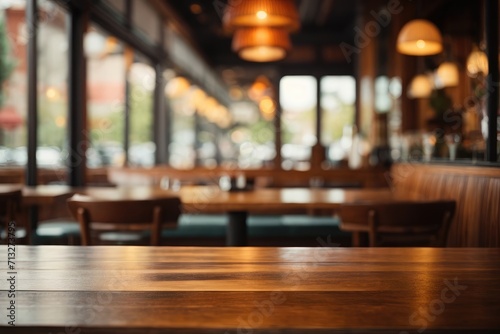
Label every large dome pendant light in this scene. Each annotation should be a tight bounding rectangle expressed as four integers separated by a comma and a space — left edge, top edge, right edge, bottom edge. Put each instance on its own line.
232, 27, 291, 62
223, 0, 300, 32
397, 19, 443, 56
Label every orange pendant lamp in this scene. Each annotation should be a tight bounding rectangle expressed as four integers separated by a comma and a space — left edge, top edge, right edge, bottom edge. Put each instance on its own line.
397, 19, 443, 56
466, 46, 488, 77
223, 0, 300, 31
232, 27, 291, 62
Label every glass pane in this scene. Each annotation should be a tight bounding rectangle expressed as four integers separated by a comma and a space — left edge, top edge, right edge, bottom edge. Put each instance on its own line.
227, 101, 275, 168
227, 122, 275, 168
280, 75, 317, 169
0, 5, 27, 169
38, 3, 69, 179
128, 53, 155, 167
197, 118, 218, 168
86, 26, 126, 168
169, 84, 196, 169
320, 76, 356, 162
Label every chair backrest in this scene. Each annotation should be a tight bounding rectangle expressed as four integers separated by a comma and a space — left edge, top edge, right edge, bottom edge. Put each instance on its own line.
338, 200, 456, 247
67, 195, 182, 246
0, 189, 22, 241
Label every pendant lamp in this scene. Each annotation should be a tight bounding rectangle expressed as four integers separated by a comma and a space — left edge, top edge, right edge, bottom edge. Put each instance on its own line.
408, 74, 433, 99
232, 27, 291, 62
223, 0, 300, 31
435, 62, 459, 88
466, 47, 488, 77
397, 19, 443, 56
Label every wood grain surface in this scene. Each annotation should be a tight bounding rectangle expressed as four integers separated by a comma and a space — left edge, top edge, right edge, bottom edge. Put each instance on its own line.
108, 166, 389, 188
81, 186, 399, 214
391, 163, 500, 247
0, 185, 73, 206
2, 184, 400, 213
0, 246, 499, 333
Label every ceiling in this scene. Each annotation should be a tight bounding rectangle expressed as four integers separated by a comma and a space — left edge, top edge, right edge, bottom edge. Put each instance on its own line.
164, 0, 481, 86
165, 0, 358, 83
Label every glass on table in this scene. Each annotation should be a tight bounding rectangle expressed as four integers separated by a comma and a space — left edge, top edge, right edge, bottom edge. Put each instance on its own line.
160, 177, 181, 191
445, 134, 461, 161
219, 175, 231, 191
171, 179, 181, 191
422, 133, 436, 162
160, 177, 170, 189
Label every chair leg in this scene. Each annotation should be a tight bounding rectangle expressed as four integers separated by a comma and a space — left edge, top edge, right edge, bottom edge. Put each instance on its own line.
368, 210, 377, 247
352, 232, 361, 247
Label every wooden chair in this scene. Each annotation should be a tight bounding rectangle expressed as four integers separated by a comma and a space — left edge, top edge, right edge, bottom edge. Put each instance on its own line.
337, 200, 456, 247
67, 195, 182, 246
0, 189, 22, 243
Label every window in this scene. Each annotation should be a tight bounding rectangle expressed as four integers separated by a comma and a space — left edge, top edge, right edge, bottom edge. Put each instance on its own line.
280, 75, 317, 169
38, 2, 69, 174
0, 4, 28, 167
168, 83, 197, 169
320, 76, 356, 161
227, 101, 275, 168
128, 54, 155, 167
86, 26, 126, 168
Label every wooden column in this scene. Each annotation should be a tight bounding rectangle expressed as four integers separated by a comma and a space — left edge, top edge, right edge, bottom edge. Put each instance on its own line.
162, 90, 172, 165
153, 63, 168, 164
123, 0, 132, 166
153, 17, 169, 165
194, 110, 202, 167
485, 0, 499, 162
389, 0, 418, 132
273, 76, 282, 169
123, 73, 131, 165
311, 75, 326, 169
26, 0, 37, 186
68, 6, 87, 186
315, 75, 321, 143
25, 0, 38, 244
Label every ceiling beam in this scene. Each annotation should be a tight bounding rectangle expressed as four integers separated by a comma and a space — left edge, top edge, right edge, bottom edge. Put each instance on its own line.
317, 0, 336, 26
209, 51, 354, 73
298, 0, 320, 24
148, 0, 210, 64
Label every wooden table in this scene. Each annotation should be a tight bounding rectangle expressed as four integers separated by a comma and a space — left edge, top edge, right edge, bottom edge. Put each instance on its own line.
21, 185, 75, 206
81, 186, 399, 246
1, 185, 406, 246
0, 184, 73, 207
0, 185, 74, 244
1, 246, 499, 333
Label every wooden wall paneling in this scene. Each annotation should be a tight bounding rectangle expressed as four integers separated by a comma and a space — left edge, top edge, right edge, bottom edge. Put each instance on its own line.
441, 174, 466, 246
355, 2, 378, 140
462, 177, 484, 246
391, 163, 500, 247
484, 179, 500, 245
